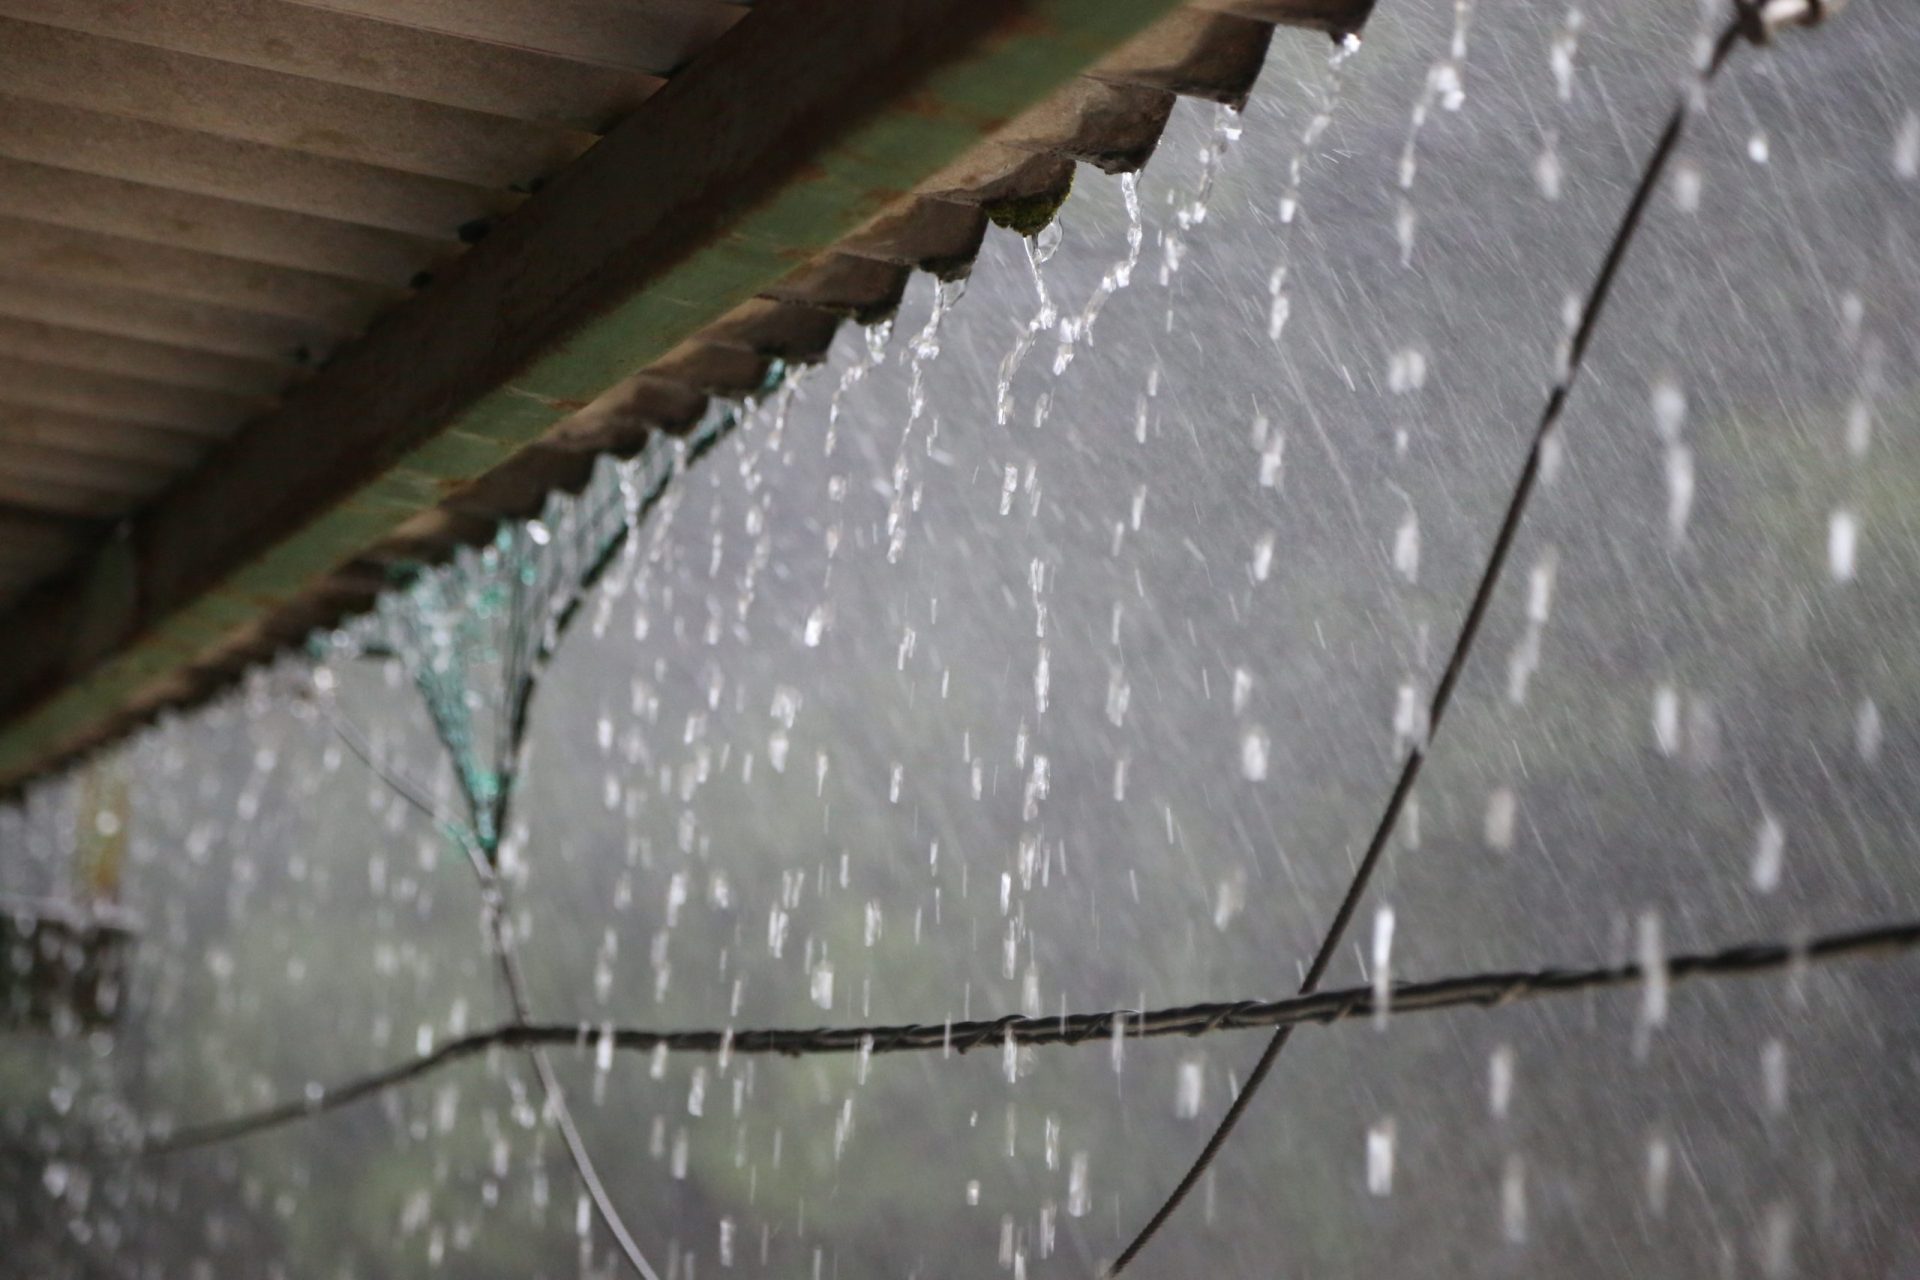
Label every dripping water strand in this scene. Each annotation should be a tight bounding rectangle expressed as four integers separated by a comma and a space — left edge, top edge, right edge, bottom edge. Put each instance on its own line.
994, 226, 1063, 426
1051, 172, 1144, 377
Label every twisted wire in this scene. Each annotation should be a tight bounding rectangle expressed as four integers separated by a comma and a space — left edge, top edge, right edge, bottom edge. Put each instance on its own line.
132, 915, 1920, 1157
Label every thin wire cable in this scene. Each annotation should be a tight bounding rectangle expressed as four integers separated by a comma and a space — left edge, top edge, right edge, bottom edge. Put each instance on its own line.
315, 698, 463, 837
133, 915, 1920, 1156
1107, 4, 1833, 1271
483, 899, 664, 1280
353, 561, 666, 1279
321, 405, 752, 1280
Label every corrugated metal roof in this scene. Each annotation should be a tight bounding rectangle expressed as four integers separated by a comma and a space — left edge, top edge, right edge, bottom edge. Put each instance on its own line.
0, 0, 738, 608
0, 0, 1369, 790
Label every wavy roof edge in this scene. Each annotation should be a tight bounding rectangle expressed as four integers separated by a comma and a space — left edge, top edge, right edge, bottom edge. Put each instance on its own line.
0, 0, 1372, 794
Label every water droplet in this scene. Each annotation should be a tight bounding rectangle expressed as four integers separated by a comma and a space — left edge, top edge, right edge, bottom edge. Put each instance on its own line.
1067, 1152, 1091, 1217
1533, 142, 1563, 201
1032, 218, 1063, 264
1666, 444, 1695, 547
1252, 533, 1276, 583
1897, 109, 1920, 179
1371, 905, 1396, 1028
1388, 348, 1427, 393
1240, 727, 1270, 781
1760, 1201, 1795, 1280
1651, 378, 1687, 442
1393, 683, 1429, 755
1367, 1118, 1396, 1195
1396, 199, 1418, 266
1213, 873, 1245, 931
1489, 1044, 1515, 1120
1673, 161, 1703, 212
1750, 813, 1785, 893
1501, 1154, 1528, 1244
1175, 1059, 1205, 1119
1856, 699, 1883, 763
1635, 910, 1667, 1059
1645, 1130, 1671, 1217
1526, 549, 1557, 623
1258, 432, 1285, 488
1483, 787, 1517, 851
1747, 131, 1770, 164
1845, 397, 1872, 459
42, 1162, 69, 1198
1828, 510, 1858, 582
1550, 11, 1581, 101
1653, 684, 1682, 757
1393, 511, 1420, 583
1761, 1038, 1789, 1116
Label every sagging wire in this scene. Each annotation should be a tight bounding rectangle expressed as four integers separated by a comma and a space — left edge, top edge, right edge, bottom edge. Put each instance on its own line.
131, 915, 1920, 1155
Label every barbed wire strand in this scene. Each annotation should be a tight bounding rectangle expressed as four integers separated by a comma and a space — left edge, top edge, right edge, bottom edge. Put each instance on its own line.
1106, 3, 1835, 1271
132, 915, 1918, 1157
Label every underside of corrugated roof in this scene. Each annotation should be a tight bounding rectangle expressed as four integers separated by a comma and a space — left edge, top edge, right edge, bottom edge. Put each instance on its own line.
0, 0, 1371, 792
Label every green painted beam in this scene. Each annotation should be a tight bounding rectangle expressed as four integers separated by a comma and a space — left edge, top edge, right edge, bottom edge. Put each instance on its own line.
0, 0, 1364, 790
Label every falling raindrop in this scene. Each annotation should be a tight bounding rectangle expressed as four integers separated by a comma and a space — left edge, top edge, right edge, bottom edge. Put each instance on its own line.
1533, 139, 1563, 201
1759, 1202, 1795, 1280
1635, 910, 1668, 1060
1484, 788, 1517, 851
1393, 511, 1421, 583
1897, 109, 1920, 178
1501, 1155, 1528, 1244
1489, 1044, 1515, 1120
1175, 1059, 1205, 1119
1371, 905, 1396, 1028
1856, 699, 1883, 762
1651, 378, 1687, 442
1666, 445, 1695, 547
1549, 9, 1582, 101
1067, 1153, 1091, 1218
1761, 1039, 1789, 1116
1394, 683, 1430, 756
1240, 727, 1270, 782
1828, 510, 1858, 582
1750, 814, 1786, 894
1673, 161, 1703, 213
1367, 1119, 1397, 1196
1646, 1131, 1672, 1217
1653, 684, 1682, 757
